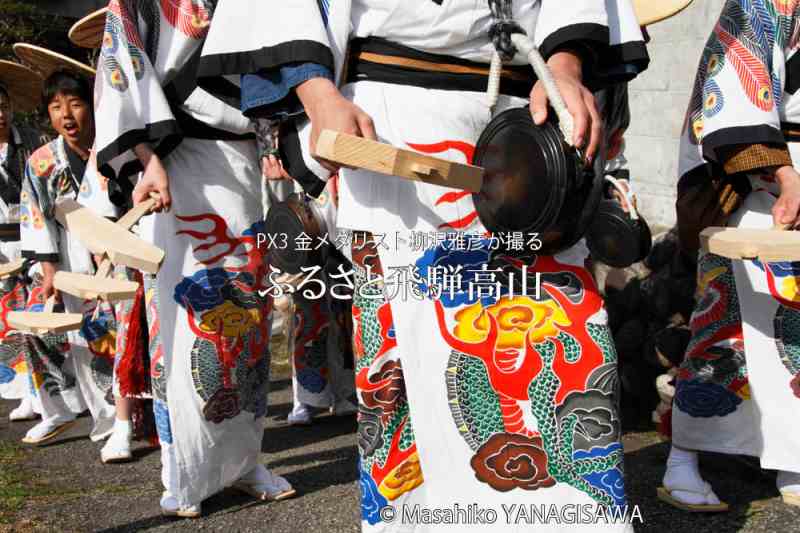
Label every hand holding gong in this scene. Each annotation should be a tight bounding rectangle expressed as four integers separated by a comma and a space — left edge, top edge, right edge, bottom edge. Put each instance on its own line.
530, 49, 602, 164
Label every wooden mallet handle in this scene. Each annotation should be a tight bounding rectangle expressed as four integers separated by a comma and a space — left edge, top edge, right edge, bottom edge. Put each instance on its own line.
43, 294, 55, 313
312, 130, 484, 192
117, 192, 161, 230
92, 192, 161, 281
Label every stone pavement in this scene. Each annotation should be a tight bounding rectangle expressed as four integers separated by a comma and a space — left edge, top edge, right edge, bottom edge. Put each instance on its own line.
2, 361, 799, 532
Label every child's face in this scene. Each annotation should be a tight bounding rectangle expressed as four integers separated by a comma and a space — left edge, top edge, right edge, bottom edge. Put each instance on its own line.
47, 91, 92, 147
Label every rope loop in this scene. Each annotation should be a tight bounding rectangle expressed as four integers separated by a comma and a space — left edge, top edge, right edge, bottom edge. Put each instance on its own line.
487, 0, 526, 61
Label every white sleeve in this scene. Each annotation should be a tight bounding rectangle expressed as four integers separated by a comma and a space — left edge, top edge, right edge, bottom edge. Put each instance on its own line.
199, 0, 335, 78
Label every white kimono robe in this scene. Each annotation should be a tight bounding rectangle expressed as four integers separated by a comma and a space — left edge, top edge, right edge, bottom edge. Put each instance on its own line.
0, 124, 46, 401
672, 2, 800, 475
19, 136, 119, 440
95, 0, 271, 508
201, 1, 647, 531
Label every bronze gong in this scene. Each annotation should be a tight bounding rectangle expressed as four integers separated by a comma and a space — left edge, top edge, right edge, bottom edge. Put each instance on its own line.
472, 107, 604, 255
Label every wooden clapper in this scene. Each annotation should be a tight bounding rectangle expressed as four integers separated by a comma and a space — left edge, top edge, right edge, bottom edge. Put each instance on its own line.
312, 129, 484, 192
7, 294, 84, 335
700, 224, 800, 262
7, 196, 164, 335
0, 258, 25, 280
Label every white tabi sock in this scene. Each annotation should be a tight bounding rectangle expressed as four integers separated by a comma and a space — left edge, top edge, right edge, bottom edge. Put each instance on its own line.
110, 418, 133, 439
663, 445, 722, 505
237, 464, 293, 495
24, 412, 76, 441
101, 418, 133, 463
777, 470, 800, 496
9, 396, 37, 421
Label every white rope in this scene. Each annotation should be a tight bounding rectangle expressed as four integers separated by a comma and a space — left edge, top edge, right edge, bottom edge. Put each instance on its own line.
604, 175, 639, 220
261, 171, 270, 222
510, 33, 574, 146
487, 50, 503, 112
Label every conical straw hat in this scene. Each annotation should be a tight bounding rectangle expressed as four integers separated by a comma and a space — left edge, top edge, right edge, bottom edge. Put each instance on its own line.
69, 8, 109, 49
13, 43, 96, 80
0, 60, 44, 112
633, 0, 694, 26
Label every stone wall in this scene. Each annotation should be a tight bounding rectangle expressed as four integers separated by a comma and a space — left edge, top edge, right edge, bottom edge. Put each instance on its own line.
627, 0, 726, 227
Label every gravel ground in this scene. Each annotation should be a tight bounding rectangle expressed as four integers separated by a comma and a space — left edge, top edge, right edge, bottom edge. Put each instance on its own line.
1, 336, 799, 532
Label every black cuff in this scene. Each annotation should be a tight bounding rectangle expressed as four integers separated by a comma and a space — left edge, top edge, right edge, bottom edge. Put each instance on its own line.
539, 23, 649, 89
21, 250, 59, 263
595, 41, 650, 87
702, 125, 787, 166
280, 119, 327, 197
198, 40, 334, 78
96, 120, 182, 182
539, 23, 609, 77
606, 168, 630, 181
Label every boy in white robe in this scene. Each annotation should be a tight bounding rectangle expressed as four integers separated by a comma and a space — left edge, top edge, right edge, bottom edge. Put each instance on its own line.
19, 70, 117, 445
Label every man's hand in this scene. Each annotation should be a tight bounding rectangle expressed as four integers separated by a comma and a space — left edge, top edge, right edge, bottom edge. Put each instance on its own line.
40, 261, 58, 301
530, 50, 603, 164
262, 155, 293, 181
773, 165, 800, 227
133, 143, 171, 212
295, 78, 377, 172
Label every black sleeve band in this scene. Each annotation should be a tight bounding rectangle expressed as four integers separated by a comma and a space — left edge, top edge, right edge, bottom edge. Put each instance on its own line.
198, 40, 334, 79
21, 250, 60, 263
539, 23, 649, 89
96, 119, 182, 182
701, 125, 787, 166
280, 119, 327, 198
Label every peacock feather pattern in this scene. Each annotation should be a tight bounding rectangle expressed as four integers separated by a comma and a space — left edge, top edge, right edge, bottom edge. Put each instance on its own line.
685, 0, 800, 144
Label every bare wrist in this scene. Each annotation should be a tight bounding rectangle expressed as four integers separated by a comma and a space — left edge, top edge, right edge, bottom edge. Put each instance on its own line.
547, 50, 583, 80
134, 143, 154, 166
41, 261, 57, 276
775, 165, 799, 187
295, 78, 339, 112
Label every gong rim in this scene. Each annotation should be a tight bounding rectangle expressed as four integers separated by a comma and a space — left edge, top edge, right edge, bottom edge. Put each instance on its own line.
547, 156, 604, 255
585, 202, 652, 268
472, 108, 569, 235
264, 193, 325, 275
472, 107, 601, 254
